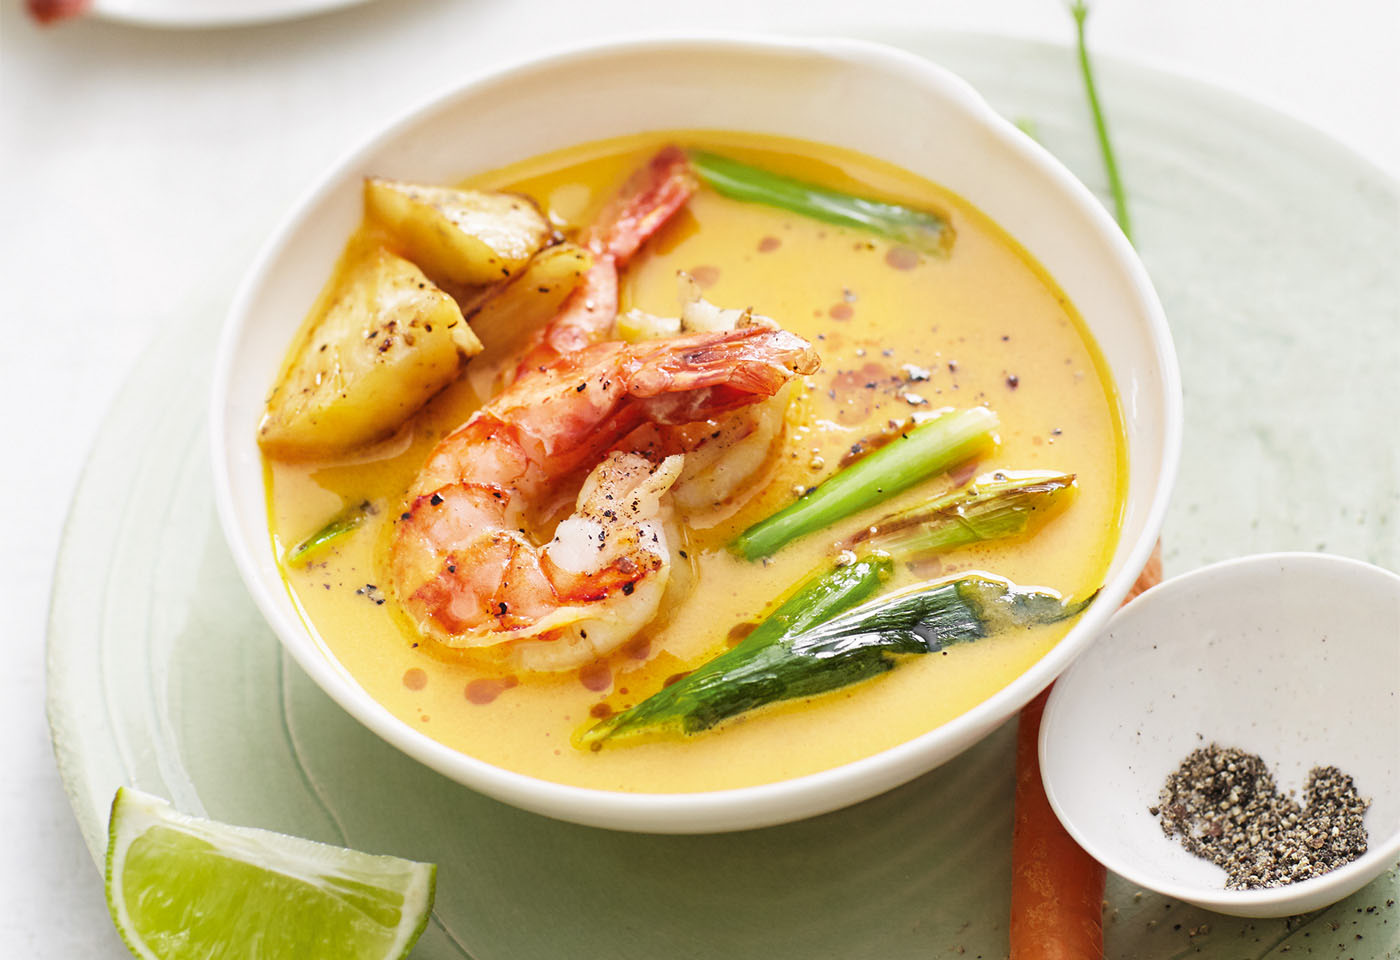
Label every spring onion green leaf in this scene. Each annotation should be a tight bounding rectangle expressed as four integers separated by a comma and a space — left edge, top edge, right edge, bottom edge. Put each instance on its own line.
577, 557, 891, 749
688, 150, 953, 255
580, 567, 1095, 747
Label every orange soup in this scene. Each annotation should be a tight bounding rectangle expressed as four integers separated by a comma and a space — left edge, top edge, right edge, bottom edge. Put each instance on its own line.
262, 131, 1125, 792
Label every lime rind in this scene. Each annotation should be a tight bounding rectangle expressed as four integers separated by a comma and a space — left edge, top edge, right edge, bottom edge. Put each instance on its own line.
106, 787, 436, 960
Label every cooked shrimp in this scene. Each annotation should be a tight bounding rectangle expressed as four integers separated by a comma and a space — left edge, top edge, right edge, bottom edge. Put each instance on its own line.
623, 379, 794, 528
507, 451, 681, 672
389, 323, 819, 670
664, 384, 793, 524
515, 145, 695, 375
621, 274, 798, 525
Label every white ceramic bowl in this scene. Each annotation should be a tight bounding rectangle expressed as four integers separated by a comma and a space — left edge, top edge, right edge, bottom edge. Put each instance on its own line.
1041, 553, 1400, 917
211, 36, 1180, 833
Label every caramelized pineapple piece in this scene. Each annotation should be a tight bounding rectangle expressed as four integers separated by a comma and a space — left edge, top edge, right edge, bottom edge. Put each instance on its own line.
259, 248, 481, 459
462, 242, 593, 398
364, 178, 552, 287
469, 243, 591, 353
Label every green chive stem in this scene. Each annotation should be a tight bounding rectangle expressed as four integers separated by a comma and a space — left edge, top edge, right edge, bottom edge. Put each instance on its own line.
1071, 1, 1133, 241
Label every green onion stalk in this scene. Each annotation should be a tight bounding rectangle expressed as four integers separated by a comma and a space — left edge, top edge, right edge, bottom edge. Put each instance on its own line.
283, 501, 372, 568
579, 559, 1095, 748
848, 470, 1076, 558
731, 407, 998, 560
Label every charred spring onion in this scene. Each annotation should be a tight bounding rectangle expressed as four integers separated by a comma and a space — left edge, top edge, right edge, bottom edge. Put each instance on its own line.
731, 406, 998, 560
283, 501, 372, 567
580, 561, 1096, 748
848, 470, 1076, 558
688, 150, 953, 255
579, 557, 889, 748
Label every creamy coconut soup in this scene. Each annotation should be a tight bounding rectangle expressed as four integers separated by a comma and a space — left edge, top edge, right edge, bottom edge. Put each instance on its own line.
260, 131, 1125, 792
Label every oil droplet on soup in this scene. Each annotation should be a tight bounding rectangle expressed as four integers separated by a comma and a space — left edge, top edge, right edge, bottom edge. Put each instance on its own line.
265, 130, 1126, 793
465, 676, 518, 705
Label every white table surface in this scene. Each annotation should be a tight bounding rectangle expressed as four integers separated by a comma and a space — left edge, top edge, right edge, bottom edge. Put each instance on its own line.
3, 0, 1396, 954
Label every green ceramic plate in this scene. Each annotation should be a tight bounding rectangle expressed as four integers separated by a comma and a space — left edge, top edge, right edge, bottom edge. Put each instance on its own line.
48, 33, 1400, 959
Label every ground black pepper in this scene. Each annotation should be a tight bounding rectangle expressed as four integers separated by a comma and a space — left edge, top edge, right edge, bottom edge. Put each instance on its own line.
1152, 744, 1370, 889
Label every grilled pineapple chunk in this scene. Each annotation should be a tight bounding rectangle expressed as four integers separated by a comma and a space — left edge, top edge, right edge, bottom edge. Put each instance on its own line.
468, 243, 592, 355
364, 178, 552, 287
465, 242, 592, 397
259, 247, 481, 459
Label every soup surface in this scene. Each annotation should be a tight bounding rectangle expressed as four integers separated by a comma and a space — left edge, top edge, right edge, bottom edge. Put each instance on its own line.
265, 131, 1126, 792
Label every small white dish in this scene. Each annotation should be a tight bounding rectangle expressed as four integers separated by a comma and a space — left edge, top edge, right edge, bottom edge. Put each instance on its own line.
211, 35, 1180, 833
1041, 552, 1400, 917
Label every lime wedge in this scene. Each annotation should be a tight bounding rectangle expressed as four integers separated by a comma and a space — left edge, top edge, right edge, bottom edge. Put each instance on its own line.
105, 788, 436, 960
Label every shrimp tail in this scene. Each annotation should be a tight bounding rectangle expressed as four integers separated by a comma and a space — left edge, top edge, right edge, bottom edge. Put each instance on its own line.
525, 258, 620, 366
517, 146, 698, 376
585, 145, 698, 264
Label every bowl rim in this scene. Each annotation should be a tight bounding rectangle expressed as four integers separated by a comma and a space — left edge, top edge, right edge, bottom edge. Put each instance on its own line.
1039, 550, 1400, 911
210, 32, 1182, 832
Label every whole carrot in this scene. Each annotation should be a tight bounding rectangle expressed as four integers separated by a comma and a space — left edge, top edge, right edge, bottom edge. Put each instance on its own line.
1010, 4, 1149, 953
1009, 544, 1161, 959
1124, 543, 1163, 603
1010, 688, 1106, 959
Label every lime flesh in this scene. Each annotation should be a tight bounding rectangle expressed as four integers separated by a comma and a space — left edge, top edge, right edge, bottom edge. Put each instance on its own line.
106, 788, 436, 960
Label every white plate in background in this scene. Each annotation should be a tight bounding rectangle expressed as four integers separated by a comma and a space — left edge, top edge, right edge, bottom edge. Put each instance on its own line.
84, 0, 374, 28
